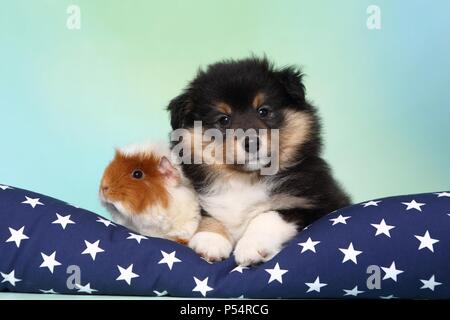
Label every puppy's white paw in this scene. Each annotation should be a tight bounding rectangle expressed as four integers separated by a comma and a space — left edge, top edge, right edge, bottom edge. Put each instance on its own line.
188, 231, 233, 262
233, 211, 297, 266
233, 236, 281, 266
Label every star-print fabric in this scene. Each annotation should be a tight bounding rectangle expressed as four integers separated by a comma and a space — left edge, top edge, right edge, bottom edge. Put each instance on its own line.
1, 184, 449, 299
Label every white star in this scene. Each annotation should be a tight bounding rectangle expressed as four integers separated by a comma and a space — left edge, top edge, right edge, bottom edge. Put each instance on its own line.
21, 196, 44, 208
158, 250, 181, 270
380, 294, 397, 299
192, 277, 213, 297
39, 251, 62, 273
0, 184, 13, 190
116, 264, 139, 285
420, 275, 442, 291
371, 219, 395, 237
52, 213, 75, 230
231, 265, 249, 273
6, 226, 29, 248
414, 230, 439, 252
402, 199, 426, 212
76, 282, 98, 294
153, 290, 168, 297
339, 242, 363, 264
265, 263, 288, 284
127, 232, 148, 244
343, 285, 364, 296
305, 276, 327, 293
1, 270, 21, 286
298, 237, 321, 253
82, 240, 105, 261
39, 289, 57, 294
362, 200, 381, 207
329, 214, 351, 225
381, 261, 404, 282
96, 217, 116, 227
435, 192, 450, 198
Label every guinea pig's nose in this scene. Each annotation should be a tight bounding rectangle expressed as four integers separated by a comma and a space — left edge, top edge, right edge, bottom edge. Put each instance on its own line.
101, 185, 109, 194
243, 136, 260, 153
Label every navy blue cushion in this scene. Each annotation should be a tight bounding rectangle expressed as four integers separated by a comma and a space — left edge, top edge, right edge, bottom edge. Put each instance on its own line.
1, 184, 449, 298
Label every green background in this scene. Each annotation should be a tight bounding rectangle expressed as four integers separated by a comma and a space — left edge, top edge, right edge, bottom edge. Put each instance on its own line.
1, 0, 449, 219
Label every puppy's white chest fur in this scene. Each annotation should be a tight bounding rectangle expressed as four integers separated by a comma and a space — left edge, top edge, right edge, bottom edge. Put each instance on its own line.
199, 178, 270, 240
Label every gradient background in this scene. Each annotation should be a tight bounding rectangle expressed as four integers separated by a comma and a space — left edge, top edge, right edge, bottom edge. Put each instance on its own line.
1, 0, 449, 219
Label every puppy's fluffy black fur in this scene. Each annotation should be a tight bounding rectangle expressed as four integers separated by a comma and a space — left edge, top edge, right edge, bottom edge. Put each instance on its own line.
168, 57, 350, 230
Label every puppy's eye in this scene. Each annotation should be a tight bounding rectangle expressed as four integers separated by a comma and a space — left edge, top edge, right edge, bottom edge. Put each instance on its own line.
217, 115, 231, 127
132, 170, 144, 179
257, 106, 271, 118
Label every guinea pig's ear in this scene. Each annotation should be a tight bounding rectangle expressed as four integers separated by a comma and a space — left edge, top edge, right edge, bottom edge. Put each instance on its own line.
274, 66, 306, 105
158, 156, 181, 186
167, 92, 192, 130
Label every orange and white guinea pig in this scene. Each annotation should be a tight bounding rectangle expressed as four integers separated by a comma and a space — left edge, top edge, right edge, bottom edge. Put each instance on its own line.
99, 142, 201, 244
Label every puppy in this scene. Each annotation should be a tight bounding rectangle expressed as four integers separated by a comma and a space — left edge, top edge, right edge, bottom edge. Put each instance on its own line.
167, 57, 351, 266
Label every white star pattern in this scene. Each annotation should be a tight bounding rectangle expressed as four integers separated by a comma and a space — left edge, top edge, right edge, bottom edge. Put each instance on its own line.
153, 290, 168, 297
76, 282, 98, 294
298, 237, 320, 253
158, 250, 181, 270
21, 196, 44, 208
339, 242, 363, 264
52, 213, 75, 230
402, 199, 426, 212
362, 200, 381, 207
81, 240, 105, 261
39, 251, 62, 273
414, 230, 439, 252
343, 285, 364, 296
371, 219, 395, 237
265, 263, 288, 284
381, 261, 404, 282
1, 270, 21, 286
305, 276, 327, 293
116, 264, 139, 285
96, 217, 115, 227
192, 277, 213, 297
231, 265, 249, 273
127, 232, 148, 244
329, 214, 351, 225
420, 275, 442, 291
1, 185, 449, 299
435, 192, 450, 198
6, 226, 29, 248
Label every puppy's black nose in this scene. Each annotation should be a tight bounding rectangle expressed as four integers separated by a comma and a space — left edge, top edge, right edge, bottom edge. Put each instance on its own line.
243, 136, 260, 153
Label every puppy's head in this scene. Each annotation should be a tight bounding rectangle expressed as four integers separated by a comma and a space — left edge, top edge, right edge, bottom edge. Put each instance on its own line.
168, 57, 321, 174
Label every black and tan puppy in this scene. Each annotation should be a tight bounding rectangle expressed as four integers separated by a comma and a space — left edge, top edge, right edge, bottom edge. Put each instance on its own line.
167, 57, 350, 266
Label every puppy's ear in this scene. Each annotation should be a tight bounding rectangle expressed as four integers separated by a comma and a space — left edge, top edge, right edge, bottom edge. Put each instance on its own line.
167, 92, 191, 130
275, 67, 306, 105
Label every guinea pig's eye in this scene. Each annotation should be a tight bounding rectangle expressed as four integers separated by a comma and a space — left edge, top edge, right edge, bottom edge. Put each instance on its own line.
132, 170, 144, 179
257, 106, 271, 118
217, 115, 231, 127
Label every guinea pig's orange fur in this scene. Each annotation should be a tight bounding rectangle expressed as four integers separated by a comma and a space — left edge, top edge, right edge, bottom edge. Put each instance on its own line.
100, 151, 169, 214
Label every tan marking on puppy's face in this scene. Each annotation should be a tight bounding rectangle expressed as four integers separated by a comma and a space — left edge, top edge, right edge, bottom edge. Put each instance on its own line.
215, 102, 232, 115
252, 92, 266, 109
279, 109, 313, 169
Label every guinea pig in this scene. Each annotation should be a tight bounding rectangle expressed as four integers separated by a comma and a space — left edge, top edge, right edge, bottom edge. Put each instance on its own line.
99, 142, 201, 244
